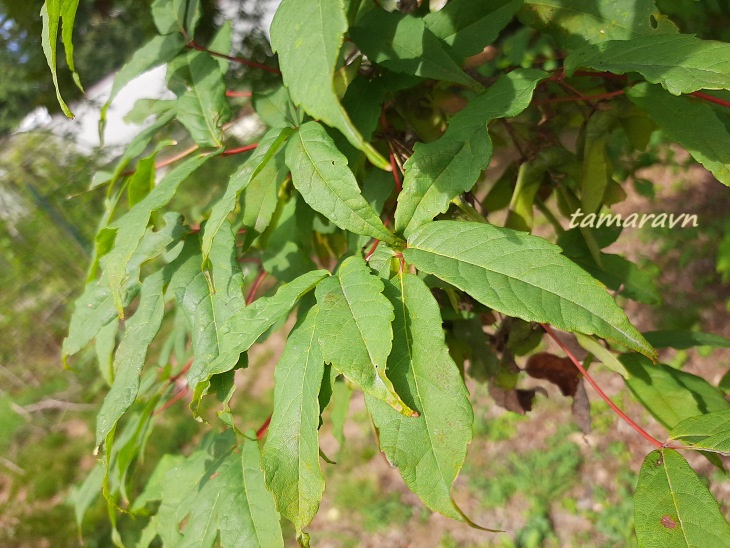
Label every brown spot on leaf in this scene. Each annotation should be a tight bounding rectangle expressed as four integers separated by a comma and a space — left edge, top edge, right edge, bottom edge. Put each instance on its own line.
525, 352, 580, 397
661, 515, 677, 529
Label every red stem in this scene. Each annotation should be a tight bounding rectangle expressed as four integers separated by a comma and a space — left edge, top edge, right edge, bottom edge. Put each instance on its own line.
364, 240, 381, 261
226, 90, 252, 98
541, 324, 663, 449
256, 414, 272, 439
690, 91, 730, 109
222, 143, 258, 156
187, 40, 281, 74
246, 270, 268, 305
154, 384, 190, 415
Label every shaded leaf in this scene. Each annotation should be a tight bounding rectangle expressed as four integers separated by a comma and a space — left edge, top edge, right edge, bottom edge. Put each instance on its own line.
423, 0, 521, 61
261, 305, 325, 542
404, 221, 655, 359
520, 0, 677, 49
96, 271, 166, 447
104, 152, 214, 316
366, 274, 483, 524
241, 148, 289, 248
669, 409, 730, 454
628, 83, 730, 187
574, 332, 629, 378
151, 0, 200, 37
395, 69, 546, 237
566, 35, 730, 95
176, 52, 231, 148
351, 10, 482, 90
270, 0, 388, 168
315, 256, 415, 416
622, 354, 730, 430
286, 122, 401, 246
643, 330, 730, 350
202, 127, 294, 262
635, 449, 730, 546
262, 195, 317, 283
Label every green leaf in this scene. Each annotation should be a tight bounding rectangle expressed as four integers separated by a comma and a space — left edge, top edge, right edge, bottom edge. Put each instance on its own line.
95, 318, 119, 386
252, 84, 302, 129
286, 122, 402, 246
622, 354, 730, 430
41, 0, 81, 118
404, 221, 655, 359
176, 52, 231, 148
208, 20, 233, 74
151, 0, 200, 37
63, 213, 188, 363
96, 271, 166, 447
127, 142, 175, 208
240, 148, 289, 247
69, 462, 104, 532
366, 274, 484, 525
104, 152, 213, 316
270, 0, 388, 169
350, 10, 482, 90
627, 83, 730, 187
202, 127, 294, 262
262, 195, 317, 283
124, 98, 177, 125
198, 270, 330, 389
574, 333, 629, 378
101, 33, 186, 130
519, 0, 678, 49
581, 108, 616, 214
423, 0, 521, 61
565, 35, 730, 95
261, 305, 325, 542
315, 256, 416, 417
643, 330, 730, 350
394, 69, 546, 237
669, 409, 730, 454
179, 435, 284, 547
139, 432, 284, 547
167, 226, 247, 413
634, 449, 730, 547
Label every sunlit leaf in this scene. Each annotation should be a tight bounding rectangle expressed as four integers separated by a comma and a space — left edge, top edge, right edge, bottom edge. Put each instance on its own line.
404, 221, 655, 358
261, 304, 325, 543
316, 256, 416, 416
635, 449, 730, 546
270, 0, 388, 168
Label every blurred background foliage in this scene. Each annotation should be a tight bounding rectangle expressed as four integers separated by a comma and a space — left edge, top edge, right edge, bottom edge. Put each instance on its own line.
1, 0, 729, 546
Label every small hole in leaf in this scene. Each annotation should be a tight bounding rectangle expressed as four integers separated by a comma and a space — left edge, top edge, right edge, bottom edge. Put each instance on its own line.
650, 15, 658, 29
